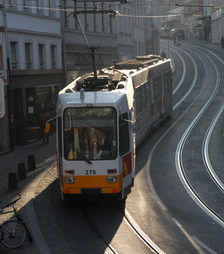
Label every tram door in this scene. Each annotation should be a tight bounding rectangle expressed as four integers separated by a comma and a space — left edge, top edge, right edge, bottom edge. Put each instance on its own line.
119, 112, 133, 194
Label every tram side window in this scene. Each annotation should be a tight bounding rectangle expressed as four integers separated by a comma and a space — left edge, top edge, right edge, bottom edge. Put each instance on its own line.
153, 76, 162, 101
163, 72, 172, 94
146, 81, 151, 106
141, 84, 147, 109
135, 87, 142, 116
119, 113, 130, 156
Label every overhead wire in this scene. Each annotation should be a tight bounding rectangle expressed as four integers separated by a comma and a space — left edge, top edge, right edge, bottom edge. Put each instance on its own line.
3, 2, 220, 18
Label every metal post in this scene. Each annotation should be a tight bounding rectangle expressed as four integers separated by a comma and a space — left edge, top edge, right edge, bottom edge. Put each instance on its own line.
90, 48, 98, 80
74, 10, 116, 81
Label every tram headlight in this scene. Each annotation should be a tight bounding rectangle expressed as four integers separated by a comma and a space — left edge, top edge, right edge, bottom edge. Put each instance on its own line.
64, 176, 75, 184
107, 176, 117, 183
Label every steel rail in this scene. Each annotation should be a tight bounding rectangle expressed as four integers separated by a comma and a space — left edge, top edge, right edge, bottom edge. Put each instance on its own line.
124, 209, 166, 254
160, 42, 186, 95
146, 45, 199, 210
121, 44, 198, 254
82, 204, 164, 254
191, 45, 224, 193
175, 47, 224, 227
81, 206, 119, 254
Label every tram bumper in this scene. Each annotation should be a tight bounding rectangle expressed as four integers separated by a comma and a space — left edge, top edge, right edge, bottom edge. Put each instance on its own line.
62, 174, 122, 195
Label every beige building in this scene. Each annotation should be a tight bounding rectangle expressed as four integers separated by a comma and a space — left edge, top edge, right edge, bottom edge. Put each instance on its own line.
62, 0, 159, 84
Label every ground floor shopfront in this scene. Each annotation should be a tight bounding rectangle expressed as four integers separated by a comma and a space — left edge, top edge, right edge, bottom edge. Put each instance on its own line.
9, 69, 64, 147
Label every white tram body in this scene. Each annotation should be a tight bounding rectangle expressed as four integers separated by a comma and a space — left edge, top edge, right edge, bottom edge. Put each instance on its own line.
56, 55, 172, 201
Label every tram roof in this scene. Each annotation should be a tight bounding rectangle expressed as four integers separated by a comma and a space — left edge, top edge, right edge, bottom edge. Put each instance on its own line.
58, 91, 125, 108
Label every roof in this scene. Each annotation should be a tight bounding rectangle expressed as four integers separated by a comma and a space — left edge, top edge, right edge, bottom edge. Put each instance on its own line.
58, 91, 125, 108
114, 55, 163, 69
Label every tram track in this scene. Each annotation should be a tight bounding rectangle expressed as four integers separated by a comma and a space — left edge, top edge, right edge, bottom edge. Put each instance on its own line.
192, 45, 224, 192
81, 202, 166, 254
147, 43, 199, 210
31, 164, 165, 254
175, 55, 223, 224
160, 43, 186, 94
80, 43, 224, 253
175, 44, 224, 228
109, 43, 201, 253
148, 42, 224, 252
123, 209, 165, 254
144, 42, 224, 253
81, 205, 119, 254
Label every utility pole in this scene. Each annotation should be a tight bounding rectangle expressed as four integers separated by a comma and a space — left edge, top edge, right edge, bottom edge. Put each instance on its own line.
73, 0, 126, 81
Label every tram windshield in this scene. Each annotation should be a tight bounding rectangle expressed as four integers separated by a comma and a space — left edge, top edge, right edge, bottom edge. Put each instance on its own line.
63, 107, 117, 161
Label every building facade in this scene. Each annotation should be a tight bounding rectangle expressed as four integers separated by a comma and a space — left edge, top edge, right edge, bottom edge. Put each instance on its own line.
62, 0, 118, 84
0, 0, 159, 152
62, 0, 157, 83
210, 0, 224, 43
0, 0, 64, 150
0, 2, 9, 153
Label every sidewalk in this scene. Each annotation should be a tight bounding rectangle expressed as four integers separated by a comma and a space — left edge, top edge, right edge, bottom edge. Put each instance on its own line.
0, 134, 56, 254
0, 134, 56, 201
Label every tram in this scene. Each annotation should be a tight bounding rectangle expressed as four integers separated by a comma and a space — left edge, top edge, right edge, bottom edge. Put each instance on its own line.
56, 55, 172, 202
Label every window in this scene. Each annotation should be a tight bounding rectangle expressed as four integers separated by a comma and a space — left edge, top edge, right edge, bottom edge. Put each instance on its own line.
146, 81, 151, 106
101, 3, 105, 32
93, 2, 97, 32
37, 0, 44, 14
74, 1, 79, 30
0, 45, 3, 70
141, 85, 147, 109
153, 76, 162, 101
8, 0, 16, 9
135, 87, 142, 115
109, 4, 113, 33
38, 44, 45, 69
23, 0, 30, 12
49, 0, 55, 17
10, 41, 18, 70
25, 43, 32, 69
119, 113, 130, 156
152, 76, 162, 114
63, 0, 68, 28
50, 45, 56, 69
63, 107, 117, 160
163, 72, 172, 94
84, 2, 88, 31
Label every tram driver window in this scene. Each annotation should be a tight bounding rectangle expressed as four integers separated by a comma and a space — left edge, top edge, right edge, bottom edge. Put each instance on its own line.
119, 113, 130, 156
63, 107, 117, 160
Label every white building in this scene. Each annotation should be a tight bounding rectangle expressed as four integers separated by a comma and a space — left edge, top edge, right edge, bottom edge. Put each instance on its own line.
116, 3, 134, 61
210, 0, 224, 43
117, 0, 158, 60
0, 0, 64, 149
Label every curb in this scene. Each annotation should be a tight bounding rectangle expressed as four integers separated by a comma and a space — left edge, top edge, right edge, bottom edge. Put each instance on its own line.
24, 165, 56, 254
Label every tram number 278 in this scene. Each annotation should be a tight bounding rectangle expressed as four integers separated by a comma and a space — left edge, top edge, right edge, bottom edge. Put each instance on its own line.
85, 170, 96, 175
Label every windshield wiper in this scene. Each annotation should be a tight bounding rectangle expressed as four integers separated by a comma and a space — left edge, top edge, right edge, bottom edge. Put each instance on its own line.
84, 157, 93, 164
